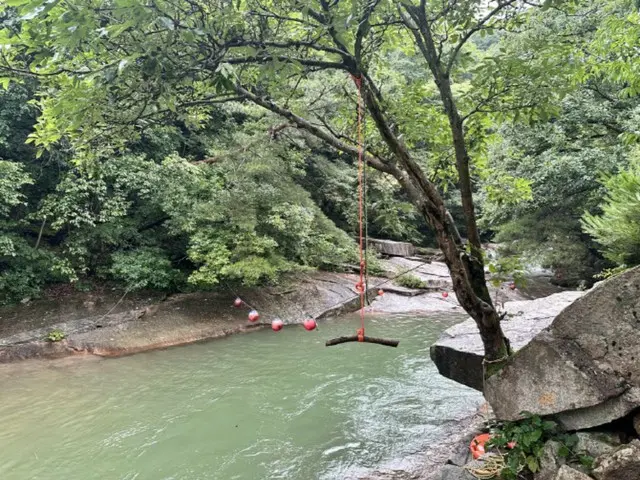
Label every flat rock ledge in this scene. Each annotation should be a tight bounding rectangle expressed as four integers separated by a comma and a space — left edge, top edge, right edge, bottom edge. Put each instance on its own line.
0, 271, 385, 363
430, 291, 585, 391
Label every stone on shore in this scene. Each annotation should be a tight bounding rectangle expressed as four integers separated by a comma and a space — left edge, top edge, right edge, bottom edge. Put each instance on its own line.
368, 238, 416, 257
484, 266, 640, 430
430, 291, 584, 391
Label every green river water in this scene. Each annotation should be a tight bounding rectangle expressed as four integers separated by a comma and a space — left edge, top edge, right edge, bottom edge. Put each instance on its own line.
0, 313, 482, 480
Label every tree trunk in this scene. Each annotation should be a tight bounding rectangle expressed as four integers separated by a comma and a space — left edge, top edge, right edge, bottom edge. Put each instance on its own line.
357, 83, 510, 366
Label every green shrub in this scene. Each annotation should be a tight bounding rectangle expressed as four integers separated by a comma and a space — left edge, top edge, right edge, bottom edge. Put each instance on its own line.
108, 247, 181, 291
488, 415, 592, 479
394, 272, 427, 289
46, 330, 65, 342
582, 160, 640, 267
486, 253, 527, 288
0, 235, 76, 305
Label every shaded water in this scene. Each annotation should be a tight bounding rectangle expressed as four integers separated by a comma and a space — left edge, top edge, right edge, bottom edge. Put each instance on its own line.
0, 313, 482, 480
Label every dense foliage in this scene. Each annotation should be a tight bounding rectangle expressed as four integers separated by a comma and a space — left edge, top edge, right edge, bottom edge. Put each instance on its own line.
0, 0, 638, 307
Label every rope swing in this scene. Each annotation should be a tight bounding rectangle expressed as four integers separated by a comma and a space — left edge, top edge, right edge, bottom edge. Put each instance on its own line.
326, 74, 399, 348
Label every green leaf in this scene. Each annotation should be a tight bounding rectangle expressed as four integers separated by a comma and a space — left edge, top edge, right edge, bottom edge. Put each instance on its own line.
558, 444, 570, 458
158, 17, 175, 30
529, 429, 542, 443
526, 456, 539, 473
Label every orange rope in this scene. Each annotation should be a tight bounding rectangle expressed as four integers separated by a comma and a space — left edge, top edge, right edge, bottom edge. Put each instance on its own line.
353, 74, 365, 341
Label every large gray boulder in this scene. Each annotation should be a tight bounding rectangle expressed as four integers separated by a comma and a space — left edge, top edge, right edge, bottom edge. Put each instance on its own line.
592, 439, 640, 480
485, 266, 640, 430
431, 291, 584, 390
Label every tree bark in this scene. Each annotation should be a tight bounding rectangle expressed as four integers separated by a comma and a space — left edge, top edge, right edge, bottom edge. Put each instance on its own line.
357, 83, 510, 364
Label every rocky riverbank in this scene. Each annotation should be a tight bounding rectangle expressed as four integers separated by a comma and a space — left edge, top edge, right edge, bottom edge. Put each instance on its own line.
1, 258, 494, 363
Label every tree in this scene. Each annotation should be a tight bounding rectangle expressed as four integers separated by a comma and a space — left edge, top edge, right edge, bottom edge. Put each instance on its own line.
1, 0, 580, 364
582, 155, 640, 267
480, 0, 640, 285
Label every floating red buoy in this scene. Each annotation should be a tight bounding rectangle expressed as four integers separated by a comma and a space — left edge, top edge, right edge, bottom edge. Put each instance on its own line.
233, 297, 243, 308
442, 291, 449, 298
248, 310, 260, 322
470, 433, 491, 459
378, 289, 384, 296
509, 282, 516, 290
303, 318, 317, 331
271, 319, 284, 332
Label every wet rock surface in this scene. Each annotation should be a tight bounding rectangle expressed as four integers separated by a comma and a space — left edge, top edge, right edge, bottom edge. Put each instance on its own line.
485, 266, 640, 430
0, 271, 380, 362
1, 258, 482, 363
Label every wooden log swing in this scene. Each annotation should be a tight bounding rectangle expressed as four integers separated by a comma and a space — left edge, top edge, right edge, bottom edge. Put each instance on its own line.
325, 74, 399, 349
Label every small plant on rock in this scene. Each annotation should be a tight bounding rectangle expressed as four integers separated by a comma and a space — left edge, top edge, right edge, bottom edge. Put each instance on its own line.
46, 330, 66, 342
394, 272, 427, 289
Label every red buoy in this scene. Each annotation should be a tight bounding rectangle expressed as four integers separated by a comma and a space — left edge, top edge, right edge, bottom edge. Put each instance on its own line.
303, 318, 317, 331
378, 289, 384, 296
233, 297, 243, 308
509, 282, 516, 290
248, 310, 260, 322
442, 291, 449, 298
271, 319, 284, 332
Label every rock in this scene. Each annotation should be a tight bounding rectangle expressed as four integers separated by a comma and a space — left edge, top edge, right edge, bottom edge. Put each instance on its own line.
536, 440, 566, 480
554, 465, 594, 480
556, 390, 640, 431
433, 464, 475, 480
575, 432, 623, 458
369, 238, 416, 257
633, 411, 640, 437
485, 266, 640, 430
592, 439, 640, 480
430, 291, 584, 390
445, 434, 473, 467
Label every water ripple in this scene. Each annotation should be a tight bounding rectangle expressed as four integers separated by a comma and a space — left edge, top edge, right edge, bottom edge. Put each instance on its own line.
0, 313, 482, 480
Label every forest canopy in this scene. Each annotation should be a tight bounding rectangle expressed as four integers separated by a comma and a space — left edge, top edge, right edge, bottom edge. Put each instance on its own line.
0, 0, 639, 306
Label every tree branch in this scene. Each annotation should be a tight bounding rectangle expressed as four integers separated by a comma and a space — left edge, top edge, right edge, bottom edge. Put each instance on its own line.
225, 55, 345, 70
233, 83, 396, 175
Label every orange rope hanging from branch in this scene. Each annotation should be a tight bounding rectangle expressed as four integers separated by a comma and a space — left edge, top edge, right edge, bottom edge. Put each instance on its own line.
325, 74, 399, 348
354, 74, 366, 342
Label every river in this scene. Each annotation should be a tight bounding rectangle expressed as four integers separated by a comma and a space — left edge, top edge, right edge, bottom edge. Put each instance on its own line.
0, 313, 482, 480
